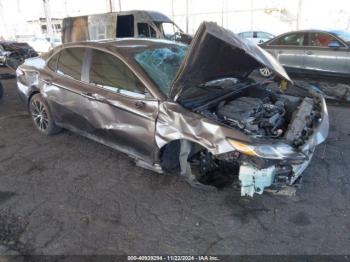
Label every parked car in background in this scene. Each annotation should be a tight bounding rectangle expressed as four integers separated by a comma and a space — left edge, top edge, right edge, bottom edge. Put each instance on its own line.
61, 10, 192, 44
0, 41, 37, 67
238, 31, 275, 44
258, 29, 350, 78
15, 22, 328, 196
27, 36, 62, 53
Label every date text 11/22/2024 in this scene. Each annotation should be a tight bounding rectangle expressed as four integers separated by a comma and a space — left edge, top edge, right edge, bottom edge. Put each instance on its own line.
127, 255, 220, 261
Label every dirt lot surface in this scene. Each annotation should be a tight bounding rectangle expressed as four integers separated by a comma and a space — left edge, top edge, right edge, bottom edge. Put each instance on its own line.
0, 67, 350, 255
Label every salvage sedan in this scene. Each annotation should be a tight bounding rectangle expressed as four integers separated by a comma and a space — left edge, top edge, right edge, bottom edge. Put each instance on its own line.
16, 22, 329, 196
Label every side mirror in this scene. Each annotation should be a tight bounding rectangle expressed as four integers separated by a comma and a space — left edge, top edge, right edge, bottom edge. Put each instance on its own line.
328, 40, 341, 49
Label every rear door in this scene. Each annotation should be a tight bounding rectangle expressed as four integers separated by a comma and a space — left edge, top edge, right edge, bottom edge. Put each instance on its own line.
43, 47, 95, 132
265, 32, 307, 70
304, 32, 349, 74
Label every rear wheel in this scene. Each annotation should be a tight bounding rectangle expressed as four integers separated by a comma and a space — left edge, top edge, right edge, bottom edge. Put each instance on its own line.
29, 94, 61, 135
259, 67, 273, 78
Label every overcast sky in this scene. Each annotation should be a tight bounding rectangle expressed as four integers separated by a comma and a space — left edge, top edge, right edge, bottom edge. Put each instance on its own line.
0, 0, 349, 38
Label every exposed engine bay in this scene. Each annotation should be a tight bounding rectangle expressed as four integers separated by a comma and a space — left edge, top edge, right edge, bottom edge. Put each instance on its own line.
182, 81, 323, 148
172, 80, 326, 196
217, 96, 286, 138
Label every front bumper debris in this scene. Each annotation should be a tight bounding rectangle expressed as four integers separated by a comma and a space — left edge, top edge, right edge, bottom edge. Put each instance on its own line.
238, 96, 328, 197
239, 154, 312, 197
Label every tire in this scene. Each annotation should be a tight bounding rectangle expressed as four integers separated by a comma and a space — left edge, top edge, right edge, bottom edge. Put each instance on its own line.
259, 67, 273, 78
29, 94, 61, 135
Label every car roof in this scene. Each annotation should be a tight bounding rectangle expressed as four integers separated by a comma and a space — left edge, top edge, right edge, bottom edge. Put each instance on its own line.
61, 38, 184, 49
54, 38, 187, 58
273, 29, 350, 42
276, 29, 343, 35
280, 29, 326, 34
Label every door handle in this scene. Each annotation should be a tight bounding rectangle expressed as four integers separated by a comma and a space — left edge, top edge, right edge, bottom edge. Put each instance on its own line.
81, 92, 95, 99
81, 92, 107, 102
306, 50, 313, 55
42, 77, 52, 85
135, 101, 145, 109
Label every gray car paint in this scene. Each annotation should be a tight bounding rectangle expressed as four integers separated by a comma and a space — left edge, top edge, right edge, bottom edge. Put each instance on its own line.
260, 29, 350, 76
16, 23, 329, 194
16, 37, 253, 165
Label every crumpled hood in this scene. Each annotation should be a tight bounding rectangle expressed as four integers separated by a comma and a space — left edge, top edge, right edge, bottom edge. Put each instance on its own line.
170, 22, 292, 100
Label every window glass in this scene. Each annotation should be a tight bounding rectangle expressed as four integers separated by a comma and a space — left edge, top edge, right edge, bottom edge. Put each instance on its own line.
308, 33, 343, 47
245, 32, 253, 38
239, 32, 253, 38
271, 33, 305, 46
258, 32, 274, 39
138, 23, 150, 37
90, 49, 145, 96
150, 26, 157, 38
162, 22, 176, 38
134, 45, 188, 96
47, 53, 59, 71
57, 48, 85, 80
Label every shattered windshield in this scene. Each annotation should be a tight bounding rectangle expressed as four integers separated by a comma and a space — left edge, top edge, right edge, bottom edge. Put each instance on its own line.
134, 45, 188, 96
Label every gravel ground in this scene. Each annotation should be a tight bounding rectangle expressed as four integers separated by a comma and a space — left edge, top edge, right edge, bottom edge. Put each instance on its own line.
0, 67, 349, 255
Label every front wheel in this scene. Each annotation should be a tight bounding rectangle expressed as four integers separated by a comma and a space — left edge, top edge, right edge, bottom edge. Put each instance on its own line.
259, 67, 273, 78
29, 94, 61, 135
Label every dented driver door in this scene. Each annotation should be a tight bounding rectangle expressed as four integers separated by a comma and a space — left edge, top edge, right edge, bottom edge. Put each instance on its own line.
78, 48, 159, 163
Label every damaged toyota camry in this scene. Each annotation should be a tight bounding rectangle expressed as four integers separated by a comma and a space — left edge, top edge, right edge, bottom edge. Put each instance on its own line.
16, 22, 329, 196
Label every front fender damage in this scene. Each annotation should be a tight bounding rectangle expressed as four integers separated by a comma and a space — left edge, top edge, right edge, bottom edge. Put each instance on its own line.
155, 101, 248, 155
155, 99, 327, 197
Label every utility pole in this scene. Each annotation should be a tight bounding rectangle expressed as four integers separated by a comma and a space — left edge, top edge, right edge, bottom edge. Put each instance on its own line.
64, 0, 68, 16
171, 0, 174, 21
0, 0, 8, 40
221, 0, 224, 27
186, 0, 189, 33
108, 0, 113, 12
43, 0, 53, 39
250, 0, 254, 30
296, 0, 303, 30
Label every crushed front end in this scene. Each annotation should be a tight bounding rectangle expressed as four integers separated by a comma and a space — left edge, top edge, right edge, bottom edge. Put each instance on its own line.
175, 80, 329, 196
235, 92, 328, 196
158, 22, 329, 196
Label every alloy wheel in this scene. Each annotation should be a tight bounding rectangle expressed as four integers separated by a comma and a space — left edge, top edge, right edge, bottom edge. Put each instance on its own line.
31, 100, 49, 131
